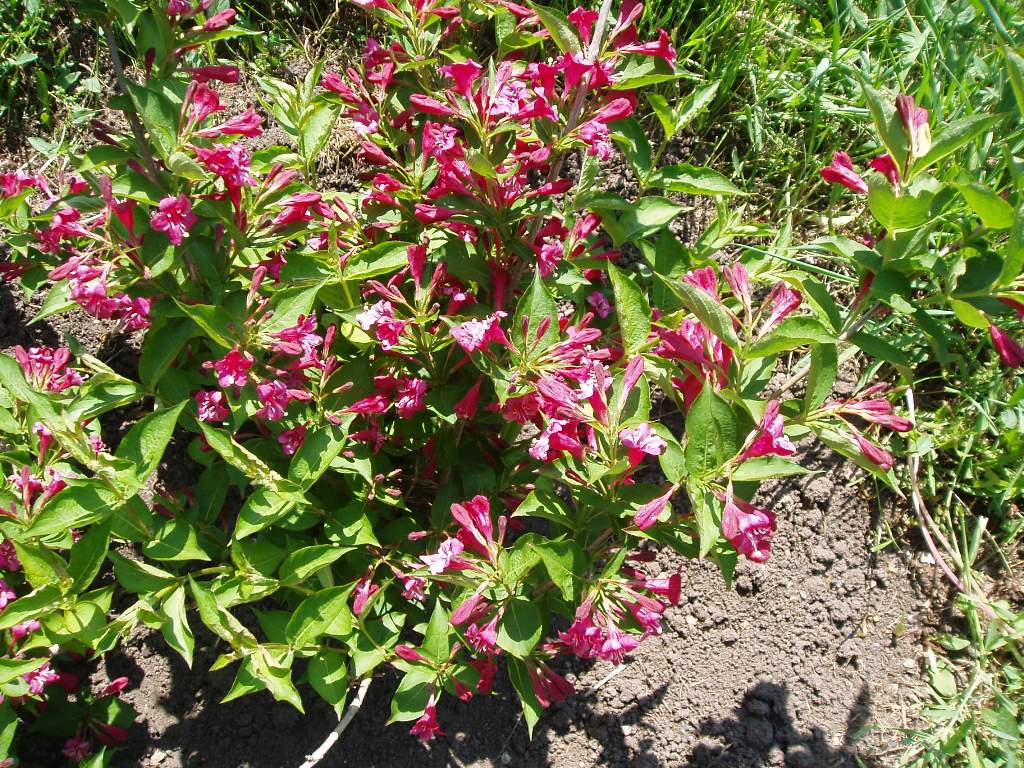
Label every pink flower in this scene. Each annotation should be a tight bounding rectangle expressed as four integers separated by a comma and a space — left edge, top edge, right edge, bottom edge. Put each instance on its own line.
395, 378, 427, 418
820, 151, 867, 194
256, 380, 290, 421
401, 575, 426, 602
277, 425, 307, 455
529, 663, 575, 708
990, 325, 1024, 368
579, 120, 612, 160
195, 390, 229, 422
211, 348, 253, 389
868, 154, 900, 186
189, 83, 224, 123
760, 281, 802, 333
0, 580, 15, 610
270, 315, 323, 359
721, 494, 777, 563
202, 8, 236, 31
12, 619, 40, 642
356, 300, 407, 350
451, 312, 509, 353
839, 397, 913, 432
25, 661, 59, 694
466, 615, 498, 654
0, 541, 20, 571
195, 106, 263, 138
409, 94, 456, 116
537, 239, 564, 277
740, 400, 796, 461
351, 572, 379, 615
394, 644, 427, 663
441, 60, 482, 99
14, 345, 82, 392
33, 421, 54, 457
616, 29, 677, 65
634, 484, 677, 529
414, 203, 458, 225
194, 143, 255, 189
102, 677, 130, 696
724, 262, 752, 319
454, 379, 482, 420
854, 433, 894, 470
167, 0, 192, 17
187, 65, 239, 83
619, 423, 667, 466
409, 697, 444, 742
895, 94, 930, 157
62, 736, 92, 763
150, 195, 197, 246
587, 291, 612, 318
451, 495, 494, 554
643, 572, 682, 606
420, 537, 465, 575
683, 266, 718, 298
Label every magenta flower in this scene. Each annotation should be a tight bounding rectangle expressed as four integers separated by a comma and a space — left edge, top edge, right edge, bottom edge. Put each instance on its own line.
760, 281, 802, 333
739, 400, 796, 461
450, 312, 509, 353
409, 697, 444, 742
194, 143, 255, 190
0, 580, 15, 610
195, 106, 264, 138
454, 379, 482, 420
150, 194, 197, 246
0, 540, 21, 571
854, 433, 894, 470
990, 325, 1024, 368
619, 423, 668, 466
868, 154, 900, 187
62, 736, 93, 763
838, 396, 913, 432
394, 644, 427, 663
189, 83, 224, 124
820, 151, 868, 194
277, 425, 307, 456
256, 380, 290, 421
723, 262, 751, 319
683, 266, 719, 298
194, 390, 229, 422
202, 8, 236, 31
895, 94, 930, 157
451, 495, 496, 555
187, 65, 240, 84
529, 663, 576, 708
12, 619, 40, 643
211, 348, 253, 389
721, 495, 777, 563
634, 484, 677, 530
579, 120, 612, 160
466, 615, 499, 654
351, 572, 379, 615
271, 314, 323, 359
395, 378, 427, 418
420, 537, 465, 575
616, 28, 677, 65
409, 94, 457, 117
14, 345, 82, 392
401, 575, 426, 602
587, 291, 612, 318
440, 60, 482, 99
167, 0, 192, 17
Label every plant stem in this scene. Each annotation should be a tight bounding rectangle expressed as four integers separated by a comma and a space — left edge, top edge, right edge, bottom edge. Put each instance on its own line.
101, 22, 162, 185
297, 676, 373, 768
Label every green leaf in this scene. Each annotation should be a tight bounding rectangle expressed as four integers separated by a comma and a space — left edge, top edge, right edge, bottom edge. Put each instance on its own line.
914, 114, 1000, 174
998, 209, 1024, 287
390, 667, 434, 723
0, 585, 60, 630
672, 81, 720, 132
261, 282, 324, 336
114, 401, 186, 496
746, 316, 837, 357
14, 542, 69, 590
173, 301, 236, 349
1005, 46, 1024, 118
949, 299, 989, 329
286, 586, 354, 648
69, 522, 111, 595
0, 658, 47, 686
253, 648, 304, 712
139, 320, 195, 388
670, 280, 741, 350
684, 383, 740, 476
957, 183, 1014, 229
732, 457, 809, 481
279, 545, 345, 585
867, 174, 938, 232
611, 116, 652, 177
299, 102, 339, 166
513, 270, 559, 357
234, 489, 296, 539
190, 577, 257, 650
24, 482, 122, 539
199, 424, 304, 500
160, 585, 195, 667
647, 164, 742, 196
143, 518, 210, 562
342, 241, 411, 281
533, 540, 587, 603
125, 80, 180, 160
804, 343, 838, 411
110, 551, 176, 593
496, 597, 543, 658
512, 489, 573, 529
646, 93, 676, 139
687, 482, 720, 558
507, 658, 543, 736
288, 425, 346, 490
607, 261, 651, 357
422, 600, 451, 663
308, 648, 348, 715
618, 196, 684, 241
612, 55, 680, 89
528, 2, 581, 54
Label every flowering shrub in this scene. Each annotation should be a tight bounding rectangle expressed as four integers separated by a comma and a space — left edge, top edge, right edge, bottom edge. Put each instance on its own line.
0, 0, 1014, 763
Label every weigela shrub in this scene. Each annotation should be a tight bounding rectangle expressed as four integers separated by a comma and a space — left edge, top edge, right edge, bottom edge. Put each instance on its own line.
0, 0, 1014, 762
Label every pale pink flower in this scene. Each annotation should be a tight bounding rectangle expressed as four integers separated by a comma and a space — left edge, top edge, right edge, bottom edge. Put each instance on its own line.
619, 423, 667, 466
450, 312, 509, 353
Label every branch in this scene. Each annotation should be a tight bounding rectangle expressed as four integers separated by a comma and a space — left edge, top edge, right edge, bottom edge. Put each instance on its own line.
101, 22, 162, 185
298, 676, 373, 768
